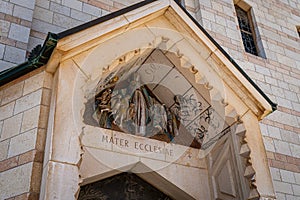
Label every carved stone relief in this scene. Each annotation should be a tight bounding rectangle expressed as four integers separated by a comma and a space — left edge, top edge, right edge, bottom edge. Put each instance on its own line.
83, 48, 230, 150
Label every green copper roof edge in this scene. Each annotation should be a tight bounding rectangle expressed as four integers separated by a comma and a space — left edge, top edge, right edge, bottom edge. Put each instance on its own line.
0, 32, 58, 87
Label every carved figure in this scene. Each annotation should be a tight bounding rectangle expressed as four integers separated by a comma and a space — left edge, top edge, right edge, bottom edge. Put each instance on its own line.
94, 72, 184, 142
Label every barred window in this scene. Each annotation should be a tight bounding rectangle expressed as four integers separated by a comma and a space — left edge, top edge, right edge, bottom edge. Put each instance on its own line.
235, 5, 258, 56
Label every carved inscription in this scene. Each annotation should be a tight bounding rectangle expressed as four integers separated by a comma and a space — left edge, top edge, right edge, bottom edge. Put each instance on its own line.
101, 134, 174, 156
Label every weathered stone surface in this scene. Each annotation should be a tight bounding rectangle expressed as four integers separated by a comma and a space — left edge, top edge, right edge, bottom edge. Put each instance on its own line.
0, 101, 15, 121
13, 5, 34, 21
8, 129, 37, 158
21, 106, 40, 133
8, 23, 30, 43
1, 113, 23, 141
1, 81, 24, 105
23, 72, 45, 96
0, 139, 9, 161
14, 89, 42, 114
0, 163, 32, 200
40, 161, 79, 200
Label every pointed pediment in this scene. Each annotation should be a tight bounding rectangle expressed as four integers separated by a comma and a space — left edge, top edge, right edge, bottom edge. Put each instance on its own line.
44, 0, 275, 120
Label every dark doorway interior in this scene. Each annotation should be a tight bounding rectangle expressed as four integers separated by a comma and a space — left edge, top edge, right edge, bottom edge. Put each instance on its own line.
78, 172, 173, 200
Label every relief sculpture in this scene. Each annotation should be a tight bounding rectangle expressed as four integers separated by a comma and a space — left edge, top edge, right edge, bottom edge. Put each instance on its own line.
93, 72, 181, 144
83, 50, 230, 149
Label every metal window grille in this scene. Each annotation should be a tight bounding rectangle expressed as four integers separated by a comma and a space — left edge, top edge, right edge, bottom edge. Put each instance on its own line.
235, 6, 258, 56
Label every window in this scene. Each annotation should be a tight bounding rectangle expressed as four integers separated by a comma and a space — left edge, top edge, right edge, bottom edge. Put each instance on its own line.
235, 5, 259, 56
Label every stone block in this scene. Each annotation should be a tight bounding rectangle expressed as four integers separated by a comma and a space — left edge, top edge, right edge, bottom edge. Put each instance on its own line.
37, 105, 49, 129
53, 13, 81, 29
276, 192, 287, 200
10, 0, 35, 9
292, 185, 300, 196
259, 123, 269, 136
283, 75, 299, 86
268, 126, 282, 140
263, 136, 275, 152
1, 113, 23, 141
14, 89, 42, 115
201, 10, 216, 22
31, 162, 43, 193
1, 81, 23, 106
8, 129, 37, 158
276, 97, 293, 110
0, 121, 3, 139
62, 0, 82, 11
265, 76, 278, 86
82, 3, 102, 16
71, 9, 92, 22
35, 0, 50, 9
281, 130, 300, 145
41, 88, 52, 106
0, 44, 4, 60
13, 5, 34, 21
85, 147, 141, 173
274, 139, 292, 156
52, 0, 62, 3
255, 65, 271, 76
267, 111, 299, 129
0, 139, 9, 161
290, 144, 300, 159
284, 90, 299, 102
0, 101, 15, 121
292, 102, 300, 113
0, 163, 32, 199
21, 106, 40, 133
273, 180, 293, 195
8, 23, 30, 43
295, 173, 300, 185
23, 72, 45, 95
35, 128, 46, 151
31, 19, 64, 34
0, 1, 14, 15
0, 60, 15, 72
3, 45, 26, 64
33, 6, 54, 23
280, 169, 296, 184
270, 167, 281, 181
40, 161, 79, 200
50, 2, 71, 16
0, 20, 10, 37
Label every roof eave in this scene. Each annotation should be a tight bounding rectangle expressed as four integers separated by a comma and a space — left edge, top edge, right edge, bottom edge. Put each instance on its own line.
0, 32, 58, 87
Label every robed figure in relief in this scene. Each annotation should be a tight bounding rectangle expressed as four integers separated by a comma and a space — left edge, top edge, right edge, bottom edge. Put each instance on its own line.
93, 72, 181, 142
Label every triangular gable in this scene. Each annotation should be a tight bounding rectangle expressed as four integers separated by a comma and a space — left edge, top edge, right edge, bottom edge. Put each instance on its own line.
0, 0, 276, 119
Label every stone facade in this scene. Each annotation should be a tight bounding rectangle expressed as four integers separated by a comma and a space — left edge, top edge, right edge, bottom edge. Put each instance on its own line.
0, 0, 299, 200
0, 68, 53, 199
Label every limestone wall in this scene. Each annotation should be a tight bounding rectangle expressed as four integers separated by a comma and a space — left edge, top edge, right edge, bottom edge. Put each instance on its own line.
0, 68, 53, 199
196, 0, 300, 199
0, 0, 141, 71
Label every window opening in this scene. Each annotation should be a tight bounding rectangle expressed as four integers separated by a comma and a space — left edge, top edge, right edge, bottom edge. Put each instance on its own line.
235, 5, 259, 56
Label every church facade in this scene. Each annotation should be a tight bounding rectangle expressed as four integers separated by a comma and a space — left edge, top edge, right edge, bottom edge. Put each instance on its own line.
0, 0, 299, 199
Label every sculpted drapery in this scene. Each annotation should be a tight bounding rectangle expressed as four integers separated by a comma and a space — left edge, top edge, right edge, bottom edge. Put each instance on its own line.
93, 72, 181, 142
